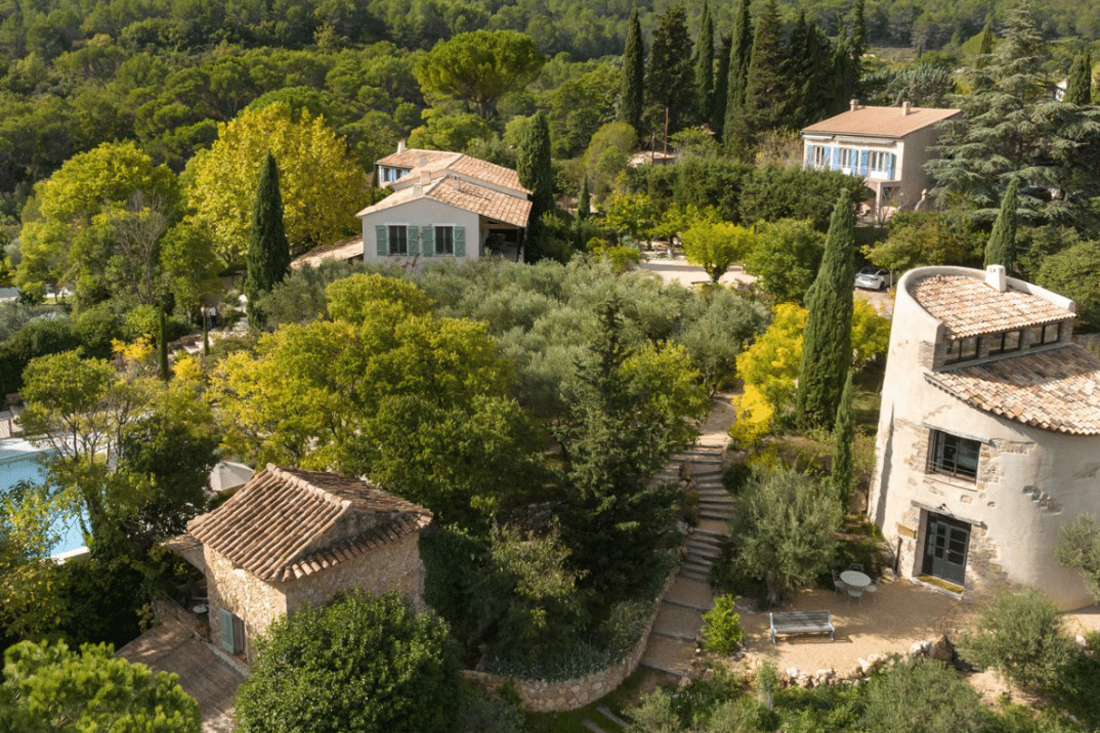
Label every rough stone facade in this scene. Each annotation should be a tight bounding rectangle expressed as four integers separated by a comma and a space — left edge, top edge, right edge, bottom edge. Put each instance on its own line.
463, 568, 677, 712
282, 531, 426, 614
204, 546, 288, 665
870, 266, 1100, 609
203, 531, 426, 665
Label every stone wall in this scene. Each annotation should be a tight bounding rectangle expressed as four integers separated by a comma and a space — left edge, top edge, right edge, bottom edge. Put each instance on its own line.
463, 568, 678, 713
204, 547, 288, 665
153, 596, 210, 640
281, 530, 426, 614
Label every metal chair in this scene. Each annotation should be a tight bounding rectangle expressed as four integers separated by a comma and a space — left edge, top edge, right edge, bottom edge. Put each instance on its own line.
864, 583, 878, 602
848, 563, 864, 572
832, 569, 848, 595
847, 586, 864, 605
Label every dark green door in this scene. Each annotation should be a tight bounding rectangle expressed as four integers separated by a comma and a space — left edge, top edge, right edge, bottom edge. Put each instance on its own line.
922, 513, 970, 586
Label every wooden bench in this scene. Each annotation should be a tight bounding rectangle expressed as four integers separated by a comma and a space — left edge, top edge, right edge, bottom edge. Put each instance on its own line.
769, 610, 835, 647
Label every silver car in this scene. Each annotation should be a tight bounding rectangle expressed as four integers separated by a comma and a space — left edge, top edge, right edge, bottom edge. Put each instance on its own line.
855, 266, 892, 291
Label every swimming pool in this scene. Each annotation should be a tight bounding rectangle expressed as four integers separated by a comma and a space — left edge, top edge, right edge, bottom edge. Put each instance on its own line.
0, 438, 88, 557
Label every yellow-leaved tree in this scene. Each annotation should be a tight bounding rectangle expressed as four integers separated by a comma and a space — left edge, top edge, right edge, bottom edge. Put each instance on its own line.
730, 299, 889, 445
185, 103, 365, 265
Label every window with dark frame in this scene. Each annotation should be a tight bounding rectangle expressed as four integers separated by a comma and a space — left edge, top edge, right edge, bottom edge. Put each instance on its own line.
388, 225, 407, 255
1040, 322, 1062, 345
987, 330, 1021, 355
435, 225, 454, 255
944, 336, 981, 364
927, 430, 981, 481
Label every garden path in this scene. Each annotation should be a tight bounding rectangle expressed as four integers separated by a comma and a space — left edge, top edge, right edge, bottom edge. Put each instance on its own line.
638, 390, 739, 678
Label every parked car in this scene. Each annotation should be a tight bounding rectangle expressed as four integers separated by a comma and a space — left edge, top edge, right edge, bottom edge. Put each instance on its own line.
855, 266, 892, 291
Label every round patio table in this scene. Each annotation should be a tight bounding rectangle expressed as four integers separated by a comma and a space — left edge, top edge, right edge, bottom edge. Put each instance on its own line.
840, 570, 871, 589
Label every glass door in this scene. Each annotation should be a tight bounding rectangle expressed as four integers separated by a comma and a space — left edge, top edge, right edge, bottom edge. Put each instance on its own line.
921, 512, 970, 586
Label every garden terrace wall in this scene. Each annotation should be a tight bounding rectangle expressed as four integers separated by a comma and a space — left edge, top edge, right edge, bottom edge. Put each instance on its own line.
463, 567, 679, 712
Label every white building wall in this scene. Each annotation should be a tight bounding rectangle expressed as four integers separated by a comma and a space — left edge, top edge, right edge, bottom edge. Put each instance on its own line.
870, 267, 1098, 610
359, 198, 482, 266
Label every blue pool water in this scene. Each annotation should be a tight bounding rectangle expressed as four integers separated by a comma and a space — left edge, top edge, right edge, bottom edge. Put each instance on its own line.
0, 439, 88, 557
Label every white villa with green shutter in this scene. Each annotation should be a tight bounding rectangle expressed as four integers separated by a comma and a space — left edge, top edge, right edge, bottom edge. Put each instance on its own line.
357, 143, 532, 266
801, 101, 959, 220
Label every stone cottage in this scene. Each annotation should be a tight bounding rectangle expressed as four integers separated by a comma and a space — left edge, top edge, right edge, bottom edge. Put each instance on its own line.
869, 265, 1100, 609
173, 464, 432, 665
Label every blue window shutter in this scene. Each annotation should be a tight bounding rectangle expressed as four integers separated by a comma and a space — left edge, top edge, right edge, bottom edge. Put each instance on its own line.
824, 147, 832, 167
859, 150, 869, 175
407, 225, 419, 256
454, 226, 466, 257
888, 153, 896, 179
219, 609, 236, 653
805, 145, 813, 167
421, 226, 434, 257
375, 225, 388, 256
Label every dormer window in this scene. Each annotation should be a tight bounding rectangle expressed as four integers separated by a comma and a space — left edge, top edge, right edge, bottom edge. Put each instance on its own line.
945, 336, 980, 365
1038, 322, 1062, 345
987, 330, 1021, 356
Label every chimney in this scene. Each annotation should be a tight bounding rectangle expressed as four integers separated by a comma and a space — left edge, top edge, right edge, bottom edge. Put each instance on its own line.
850, 98, 860, 112
418, 155, 427, 166
986, 265, 1007, 292
413, 182, 423, 197
902, 101, 912, 116
419, 170, 430, 184
396, 139, 406, 154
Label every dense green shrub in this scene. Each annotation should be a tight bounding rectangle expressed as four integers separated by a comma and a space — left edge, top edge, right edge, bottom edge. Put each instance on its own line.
738, 167, 865, 232
0, 317, 79, 393
714, 466, 841, 606
235, 590, 462, 733
701, 594, 744, 654
958, 589, 1077, 692
863, 659, 992, 733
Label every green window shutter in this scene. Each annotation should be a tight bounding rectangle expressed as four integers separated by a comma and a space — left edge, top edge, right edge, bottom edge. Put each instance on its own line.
219, 608, 237, 653
407, 225, 419, 256
454, 226, 466, 257
375, 225, 388, 256
421, 226, 434, 257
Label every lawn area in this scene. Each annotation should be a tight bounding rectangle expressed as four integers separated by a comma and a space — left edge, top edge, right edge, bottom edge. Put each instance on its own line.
524, 668, 668, 733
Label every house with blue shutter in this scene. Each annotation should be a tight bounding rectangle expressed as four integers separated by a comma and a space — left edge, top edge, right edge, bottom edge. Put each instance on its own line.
357, 143, 532, 266
801, 101, 960, 221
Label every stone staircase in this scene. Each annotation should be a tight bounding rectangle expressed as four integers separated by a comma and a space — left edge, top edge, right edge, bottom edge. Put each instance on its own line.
638, 445, 734, 678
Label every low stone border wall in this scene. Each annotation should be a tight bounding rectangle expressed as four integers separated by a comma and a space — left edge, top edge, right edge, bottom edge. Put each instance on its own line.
464, 567, 680, 712
153, 596, 210, 640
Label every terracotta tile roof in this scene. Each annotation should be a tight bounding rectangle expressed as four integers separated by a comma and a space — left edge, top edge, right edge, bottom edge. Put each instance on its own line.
447, 155, 527, 193
357, 176, 532, 227
927, 345, 1100, 435
186, 465, 431, 583
910, 274, 1074, 338
802, 105, 960, 138
292, 235, 364, 268
375, 149, 460, 169
427, 176, 532, 227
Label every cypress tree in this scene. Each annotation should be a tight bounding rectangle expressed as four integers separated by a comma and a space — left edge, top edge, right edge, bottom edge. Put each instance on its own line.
647, 4, 695, 134
157, 306, 169, 381
244, 152, 291, 329
1064, 51, 1093, 105
984, 178, 1019, 273
831, 371, 854, 508
796, 190, 856, 428
850, 0, 866, 58
518, 112, 555, 259
722, 0, 753, 141
976, 18, 994, 68
693, 0, 715, 125
727, 0, 789, 157
577, 175, 590, 221
711, 33, 731, 136
621, 8, 646, 133
826, 31, 861, 115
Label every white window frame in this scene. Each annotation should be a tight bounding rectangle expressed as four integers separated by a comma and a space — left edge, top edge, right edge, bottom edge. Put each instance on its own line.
868, 151, 890, 174
837, 147, 854, 170
434, 223, 456, 256
386, 223, 410, 256
812, 146, 827, 168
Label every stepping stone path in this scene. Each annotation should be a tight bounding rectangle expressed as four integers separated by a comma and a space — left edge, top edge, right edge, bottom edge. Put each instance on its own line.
637, 445, 734, 678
